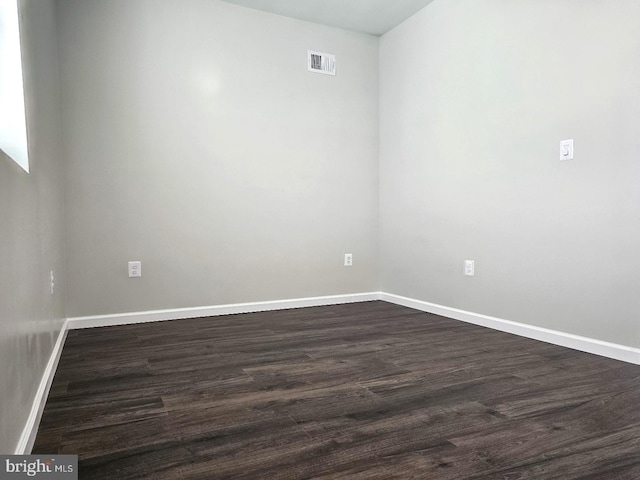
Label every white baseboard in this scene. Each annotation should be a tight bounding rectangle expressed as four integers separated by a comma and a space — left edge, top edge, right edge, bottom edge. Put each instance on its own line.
67, 292, 381, 329
18, 291, 638, 455
15, 319, 69, 454
67, 291, 639, 364
67, 292, 639, 365
380, 292, 640, 365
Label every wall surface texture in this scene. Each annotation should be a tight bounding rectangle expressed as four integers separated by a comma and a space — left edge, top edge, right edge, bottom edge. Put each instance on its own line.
0, 0, 66, 453
57, 0, 380, 317
380, 0, 640, 347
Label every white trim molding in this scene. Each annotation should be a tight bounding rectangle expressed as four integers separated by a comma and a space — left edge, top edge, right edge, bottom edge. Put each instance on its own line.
18, 291, 638, 454
380, 293, 640, 366
67, 293, 381, 329
67, 292, 640, 365
15, 319, 69, 454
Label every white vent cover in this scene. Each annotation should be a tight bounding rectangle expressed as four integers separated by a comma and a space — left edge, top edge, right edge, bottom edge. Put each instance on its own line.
308, 50, 336, 76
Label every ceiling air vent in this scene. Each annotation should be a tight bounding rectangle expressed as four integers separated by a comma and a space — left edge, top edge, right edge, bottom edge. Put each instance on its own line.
308, 50, 336, 76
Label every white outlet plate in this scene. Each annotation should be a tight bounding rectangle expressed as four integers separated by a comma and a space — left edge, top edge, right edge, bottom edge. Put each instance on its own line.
50, 270, 55, 294
560, 139, 574, 161
128, 261, 142, 278
344, 253, 353, 267
464, 260, 475, 276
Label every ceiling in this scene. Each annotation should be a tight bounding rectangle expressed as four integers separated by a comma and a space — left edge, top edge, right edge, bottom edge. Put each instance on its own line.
219, 0, 437, 36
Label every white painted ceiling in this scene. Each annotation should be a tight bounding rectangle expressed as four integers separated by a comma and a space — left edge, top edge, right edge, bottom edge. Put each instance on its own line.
219, 0, 437, 36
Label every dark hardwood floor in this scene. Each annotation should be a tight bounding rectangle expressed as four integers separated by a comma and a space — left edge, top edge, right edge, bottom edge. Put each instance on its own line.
33, 301, 640, 479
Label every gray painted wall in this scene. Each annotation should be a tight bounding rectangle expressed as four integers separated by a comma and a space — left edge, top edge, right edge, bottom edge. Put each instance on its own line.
57, 0, 380, 318
0, 0, 66, 454
380, 0, 640, 347
4, 0, 639, 455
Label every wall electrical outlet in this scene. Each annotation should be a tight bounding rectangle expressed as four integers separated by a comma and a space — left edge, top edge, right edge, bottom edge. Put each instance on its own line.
344, 253, 353, 267
50, 270, 55, 294
128, 261, 142, 278
464, 260, 475, 276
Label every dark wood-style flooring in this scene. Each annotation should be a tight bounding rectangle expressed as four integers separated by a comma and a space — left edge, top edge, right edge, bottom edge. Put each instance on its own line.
33, 301, 640, 479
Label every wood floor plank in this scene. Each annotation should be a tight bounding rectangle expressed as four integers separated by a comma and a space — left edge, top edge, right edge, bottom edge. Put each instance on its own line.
33, 301, 640, 479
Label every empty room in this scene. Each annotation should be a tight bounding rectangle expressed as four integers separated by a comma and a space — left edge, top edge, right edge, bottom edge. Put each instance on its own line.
1, 0, 639, 478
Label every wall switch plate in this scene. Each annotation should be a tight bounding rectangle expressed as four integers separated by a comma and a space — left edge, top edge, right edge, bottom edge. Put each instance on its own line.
50, 270, 55, 294
560, 139, 574, 161
464, 260, 475, 276
344, 253, 353, 267
128, 261, 142, 278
